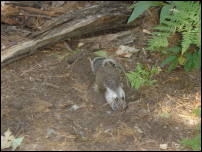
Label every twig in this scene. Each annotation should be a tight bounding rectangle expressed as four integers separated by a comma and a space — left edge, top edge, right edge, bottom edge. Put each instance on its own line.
18, 14, 52, 19
64, 41, 73, 52
43, 82, 60, 89
18, 6, 57, 17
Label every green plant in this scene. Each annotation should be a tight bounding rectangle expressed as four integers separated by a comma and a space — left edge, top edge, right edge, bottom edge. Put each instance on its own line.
181, 108, 201, 151
193, 107, 201, 116
128, 1, 201, 72
160, 46, 201, 72
127, 1, 165, 23
148, 1, 201, 72
126, 64, 160, 90
182, 134, 201, 151
94, 50, 108, 57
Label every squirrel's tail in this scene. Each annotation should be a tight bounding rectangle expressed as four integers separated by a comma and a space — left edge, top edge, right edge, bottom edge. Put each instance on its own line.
102, 58, 125, 73
90, 57, 106, 73
90, 57, 125, 74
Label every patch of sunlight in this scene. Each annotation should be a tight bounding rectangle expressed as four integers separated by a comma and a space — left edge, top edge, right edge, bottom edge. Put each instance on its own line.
177, 113, 201, 126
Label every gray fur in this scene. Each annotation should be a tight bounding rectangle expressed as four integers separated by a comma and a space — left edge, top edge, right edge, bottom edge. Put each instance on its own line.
90, 57, 127, 111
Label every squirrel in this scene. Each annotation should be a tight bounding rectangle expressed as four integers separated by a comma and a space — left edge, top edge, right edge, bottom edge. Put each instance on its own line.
90, 57, 127, 111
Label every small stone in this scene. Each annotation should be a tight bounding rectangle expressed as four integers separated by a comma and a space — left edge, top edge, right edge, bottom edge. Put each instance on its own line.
46, 128, 56, 138
104, 129, 111, 133
106, 111, 111, 114
160, 143, 168, 150
69, 105, 80, 111
77, 42, 84, 48
134, 126, 143, 134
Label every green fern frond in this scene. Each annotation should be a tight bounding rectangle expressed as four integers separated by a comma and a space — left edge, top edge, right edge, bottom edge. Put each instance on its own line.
147, 35, 169, 50
146, 1, 200, 72
181, 28, 192, 54
126, 64, 159, 90
148, 1, 200, 53
153, 25, 174, 33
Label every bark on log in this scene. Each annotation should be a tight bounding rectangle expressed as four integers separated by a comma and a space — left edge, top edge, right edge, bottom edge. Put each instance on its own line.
1, 2, 141, 67
76, 30, 136, 51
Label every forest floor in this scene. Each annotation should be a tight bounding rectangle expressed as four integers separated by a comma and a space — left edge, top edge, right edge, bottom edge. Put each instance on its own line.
1, 2, 201, 151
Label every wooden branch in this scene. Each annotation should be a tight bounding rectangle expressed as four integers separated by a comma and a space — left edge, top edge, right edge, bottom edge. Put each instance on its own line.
1, 2, 140, 67
17, 6, 57, 17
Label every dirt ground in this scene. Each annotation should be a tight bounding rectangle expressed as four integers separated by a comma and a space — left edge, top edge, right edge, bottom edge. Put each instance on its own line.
1, 2, 201, 151
1, 44, 201, 151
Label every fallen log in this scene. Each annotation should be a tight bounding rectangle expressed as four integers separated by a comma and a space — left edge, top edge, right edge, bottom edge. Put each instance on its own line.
1, 2, 141, 67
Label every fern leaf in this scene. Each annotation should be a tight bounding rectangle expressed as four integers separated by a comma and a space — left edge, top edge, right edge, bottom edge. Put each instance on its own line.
181, 29, 192, 54
128, 1, 153, 23
160, 4, 173, 23
160, 56, 177, 67
127, 1, 161, 23
167, 57, 178, 72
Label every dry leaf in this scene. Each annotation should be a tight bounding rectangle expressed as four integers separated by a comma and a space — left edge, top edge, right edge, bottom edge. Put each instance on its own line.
1, 129, 15, 149
116, 45, 139, 58
1, 129, 24, 150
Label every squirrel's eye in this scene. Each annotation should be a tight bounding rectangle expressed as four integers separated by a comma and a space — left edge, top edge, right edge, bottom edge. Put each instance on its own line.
121, 96, 125, 100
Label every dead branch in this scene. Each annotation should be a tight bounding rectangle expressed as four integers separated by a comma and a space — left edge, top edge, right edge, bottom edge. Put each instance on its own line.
1, 2, 140, 67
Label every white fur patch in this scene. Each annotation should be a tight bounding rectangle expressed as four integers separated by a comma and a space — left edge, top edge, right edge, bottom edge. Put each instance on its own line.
105, 86, 125, 106
105, 88, 117, 105
117, 86, 125, 100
